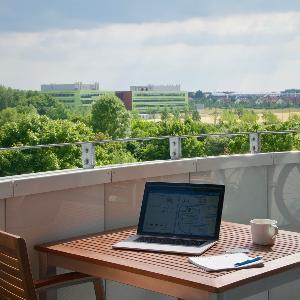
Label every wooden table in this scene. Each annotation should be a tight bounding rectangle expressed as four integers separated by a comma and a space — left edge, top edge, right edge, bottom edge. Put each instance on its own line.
35, 222, 300, 300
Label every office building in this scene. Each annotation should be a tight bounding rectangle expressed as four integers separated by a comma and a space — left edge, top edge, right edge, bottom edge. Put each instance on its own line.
41, 82, 104, 107
41, 82, 99, 91
130, 85, 187, 113
130, 84, 181, 92
41, 83, 187, 112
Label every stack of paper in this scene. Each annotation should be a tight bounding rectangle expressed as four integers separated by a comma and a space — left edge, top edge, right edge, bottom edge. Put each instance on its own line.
188, 253, 264, 272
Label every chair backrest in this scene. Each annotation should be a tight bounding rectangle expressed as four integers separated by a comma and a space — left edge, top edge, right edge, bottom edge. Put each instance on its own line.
0, 230, 37, 300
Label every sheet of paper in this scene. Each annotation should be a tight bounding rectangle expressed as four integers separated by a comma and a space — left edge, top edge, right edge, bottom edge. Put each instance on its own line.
188, 253, 263, 271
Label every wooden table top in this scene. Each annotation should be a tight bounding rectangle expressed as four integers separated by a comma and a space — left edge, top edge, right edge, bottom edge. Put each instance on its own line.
35, 221, 300, 293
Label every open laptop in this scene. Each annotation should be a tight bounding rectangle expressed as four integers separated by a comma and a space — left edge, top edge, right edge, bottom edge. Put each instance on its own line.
113, 182, 225, 255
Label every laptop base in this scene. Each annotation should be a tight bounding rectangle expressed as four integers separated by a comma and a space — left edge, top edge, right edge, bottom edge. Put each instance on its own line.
113, 235, 217, 255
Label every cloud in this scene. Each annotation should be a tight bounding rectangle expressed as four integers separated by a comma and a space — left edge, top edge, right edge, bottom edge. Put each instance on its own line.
1, 0, 300, 32
0, 12, 300, 92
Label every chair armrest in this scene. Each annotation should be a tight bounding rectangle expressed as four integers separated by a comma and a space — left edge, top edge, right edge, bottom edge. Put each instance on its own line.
34, 272, 94, 292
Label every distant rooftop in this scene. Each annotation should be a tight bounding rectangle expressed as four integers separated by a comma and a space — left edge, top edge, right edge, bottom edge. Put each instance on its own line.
130, 84, 180, 92
41, 82, 99, 91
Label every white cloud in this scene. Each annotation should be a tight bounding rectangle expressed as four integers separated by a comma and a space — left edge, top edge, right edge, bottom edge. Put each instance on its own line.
0, 12, 300, 92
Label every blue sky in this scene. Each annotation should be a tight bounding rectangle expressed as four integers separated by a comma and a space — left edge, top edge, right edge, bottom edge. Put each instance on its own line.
1, 1, 300, 92
1, 0, 300, 31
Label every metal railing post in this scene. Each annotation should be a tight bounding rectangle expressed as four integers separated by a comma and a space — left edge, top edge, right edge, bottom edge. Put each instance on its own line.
169, 137, 182, 160
81, 142, 95, 169
249, 133, 261, 154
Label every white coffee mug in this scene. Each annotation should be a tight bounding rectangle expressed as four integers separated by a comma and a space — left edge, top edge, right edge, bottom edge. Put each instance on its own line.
250, 219, 279, 245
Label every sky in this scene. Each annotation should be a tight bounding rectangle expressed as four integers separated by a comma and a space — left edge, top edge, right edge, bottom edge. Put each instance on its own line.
0, 0, 300, 93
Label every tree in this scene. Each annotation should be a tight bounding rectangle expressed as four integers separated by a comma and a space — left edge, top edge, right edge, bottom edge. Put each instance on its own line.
0, 108, 19, 126
46, 101, 71, 120
130, 109, 140, 120
219, 110, 237, 127
183, 105, 190, 121
16, 104, 37, 115
91, 93, 130, 139
262, 111, 280, 125
69, 107, 91, 125
234, 108, 244, 119
240, 110, 258, 124
172, 107, 181, 120
194, 90, 204, 99
146, 107, 157, 119
192, 109, 200, 121
209, 109, 219, 125
0, 85, 73, 120
0, 86, 23, 110
160, 107, 171, 121
0, 114, 94, 176
0, 105, 37, 126
186, 101, 201, 121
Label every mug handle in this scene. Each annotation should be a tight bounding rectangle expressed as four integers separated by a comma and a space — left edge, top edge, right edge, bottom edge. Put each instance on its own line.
271, 225, 279, 239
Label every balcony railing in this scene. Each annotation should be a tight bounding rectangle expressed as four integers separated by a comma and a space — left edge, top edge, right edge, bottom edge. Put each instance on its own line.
1, 129, 300, 169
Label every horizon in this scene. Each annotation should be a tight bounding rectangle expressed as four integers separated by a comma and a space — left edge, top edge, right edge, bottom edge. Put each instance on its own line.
1, 1, 300, 93
2, 82, 297, 94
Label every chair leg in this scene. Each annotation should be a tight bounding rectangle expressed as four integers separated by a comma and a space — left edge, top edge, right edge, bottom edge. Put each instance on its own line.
93, 279, 105, 300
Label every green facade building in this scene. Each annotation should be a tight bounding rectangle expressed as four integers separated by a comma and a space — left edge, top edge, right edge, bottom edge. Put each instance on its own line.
41, 89, 105, 107
41, 82, 104, 108
41, 83, 188, 112
130, 85, 188, 113
132, 91, 188, 113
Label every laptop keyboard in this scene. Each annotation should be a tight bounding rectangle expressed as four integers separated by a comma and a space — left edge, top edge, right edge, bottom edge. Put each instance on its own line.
135, 236, 206, 247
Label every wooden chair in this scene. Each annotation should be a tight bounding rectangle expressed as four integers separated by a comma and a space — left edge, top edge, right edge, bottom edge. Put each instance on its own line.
0, 230, 105, 300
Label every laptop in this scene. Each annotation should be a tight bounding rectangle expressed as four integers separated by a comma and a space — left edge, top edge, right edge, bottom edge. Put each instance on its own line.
113, 182, 225, 255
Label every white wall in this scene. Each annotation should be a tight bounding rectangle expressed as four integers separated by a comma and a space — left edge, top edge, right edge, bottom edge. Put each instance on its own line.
0, 152, 299, 300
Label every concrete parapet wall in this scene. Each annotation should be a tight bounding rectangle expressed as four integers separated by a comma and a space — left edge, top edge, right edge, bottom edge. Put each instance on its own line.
0, 151, 300, 300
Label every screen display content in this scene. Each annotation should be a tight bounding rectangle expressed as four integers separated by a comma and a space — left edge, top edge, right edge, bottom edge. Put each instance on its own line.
141, 188, 220, 238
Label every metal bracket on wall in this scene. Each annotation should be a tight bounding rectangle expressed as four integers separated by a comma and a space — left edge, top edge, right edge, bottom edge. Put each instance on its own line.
249, 133, 261, 154
169, 137, 182, 160
81, 142, 95, 169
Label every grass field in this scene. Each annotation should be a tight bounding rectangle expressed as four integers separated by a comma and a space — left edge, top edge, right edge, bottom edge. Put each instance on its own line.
200, 108, 300, 124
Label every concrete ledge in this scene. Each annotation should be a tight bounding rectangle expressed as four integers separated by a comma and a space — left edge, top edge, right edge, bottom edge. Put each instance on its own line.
1, 151, 300, 197
273, 151, 300, 165
196, 153, 274, 171
111, 159, 196, 182
13, 168, 111, 197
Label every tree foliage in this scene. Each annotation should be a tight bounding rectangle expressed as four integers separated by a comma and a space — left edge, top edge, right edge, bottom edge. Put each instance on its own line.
219, 110, 237, 126
262, 111, 280, 125
1, 84, 300, 177
194, 90, 204, 99
0, 86, 72, 122
0, 115, 94, 176
0, 108, 19, 126
91, 93, 130, 139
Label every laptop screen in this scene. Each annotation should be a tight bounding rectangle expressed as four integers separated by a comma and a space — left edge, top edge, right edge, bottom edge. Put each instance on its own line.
137, 182, 225, 240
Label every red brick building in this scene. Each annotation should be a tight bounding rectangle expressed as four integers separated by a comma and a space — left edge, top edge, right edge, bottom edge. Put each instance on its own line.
115, 91, 132, 110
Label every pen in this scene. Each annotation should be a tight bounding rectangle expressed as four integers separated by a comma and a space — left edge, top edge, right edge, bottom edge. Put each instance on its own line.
234, 256, 262, 267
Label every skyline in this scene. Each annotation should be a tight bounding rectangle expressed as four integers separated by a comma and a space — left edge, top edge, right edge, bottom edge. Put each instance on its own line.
39, 82, 297, 94
1, 1, 300, 92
